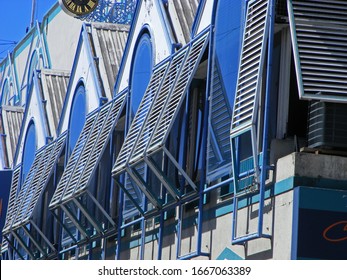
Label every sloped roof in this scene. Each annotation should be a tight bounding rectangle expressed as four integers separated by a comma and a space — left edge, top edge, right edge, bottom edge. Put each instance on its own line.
0, 105, 24, 167
90, 22, 129, 98
40, 69, 70, 137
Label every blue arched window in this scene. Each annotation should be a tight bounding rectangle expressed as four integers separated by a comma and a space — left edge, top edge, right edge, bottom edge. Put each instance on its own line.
22, 121, 37, 183
130, 32, 153, 114
68, 84, 86, 155
214, 0, 242, 106
207, 0, 243, 182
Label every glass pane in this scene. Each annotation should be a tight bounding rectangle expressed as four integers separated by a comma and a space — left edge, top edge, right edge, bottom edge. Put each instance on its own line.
22, 122, 36, 183
130, 33, 153, 115
68, 84, 86, 154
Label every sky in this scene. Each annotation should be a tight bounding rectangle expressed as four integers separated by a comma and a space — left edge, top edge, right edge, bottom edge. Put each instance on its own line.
0, 0, 58, 60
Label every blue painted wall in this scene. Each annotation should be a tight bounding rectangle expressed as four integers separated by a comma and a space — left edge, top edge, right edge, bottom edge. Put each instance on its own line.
0, 170, 13, 242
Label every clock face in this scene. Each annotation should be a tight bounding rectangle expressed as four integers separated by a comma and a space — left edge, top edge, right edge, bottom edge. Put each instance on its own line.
59, 0, 99, 17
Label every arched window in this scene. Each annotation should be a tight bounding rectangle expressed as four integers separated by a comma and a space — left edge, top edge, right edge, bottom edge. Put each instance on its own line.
22, 121, 37, 183
68, 83, 86, 155
130, 32, 153, 114
214, 0, 242, 106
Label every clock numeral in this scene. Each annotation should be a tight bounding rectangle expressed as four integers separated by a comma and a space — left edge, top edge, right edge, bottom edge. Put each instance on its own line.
62, 0, 98, 16
87, 0, 97, 9
76, 6, 83, 14
68, 2, 77, 12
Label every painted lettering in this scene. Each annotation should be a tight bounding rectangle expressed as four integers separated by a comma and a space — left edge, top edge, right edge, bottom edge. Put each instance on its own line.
322, 221, 347, 242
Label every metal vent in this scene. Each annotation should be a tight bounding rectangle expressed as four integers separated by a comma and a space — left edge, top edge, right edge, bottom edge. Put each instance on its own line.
288, 0, 347, 102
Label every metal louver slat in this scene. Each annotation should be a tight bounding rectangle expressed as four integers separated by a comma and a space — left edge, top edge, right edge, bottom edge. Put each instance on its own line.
7, 149, 46, 231
74, 92, 127, 195
207, 61, 232, 178
147, 31, 210, 154
129, 47, 189, 164
21, 133, 67, 224
122, 163, 145, 218
230, 0, 269, 136
112, 62, 169, 175
2, 166, 21, 233
1, 238, 8, 254
12, 143, 56, 229
61, 102, 113, 202
49, 111, 98, 208
288, 0, 347, 102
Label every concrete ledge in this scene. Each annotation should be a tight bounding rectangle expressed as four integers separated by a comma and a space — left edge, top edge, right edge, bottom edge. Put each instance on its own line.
276, 152, 347, 182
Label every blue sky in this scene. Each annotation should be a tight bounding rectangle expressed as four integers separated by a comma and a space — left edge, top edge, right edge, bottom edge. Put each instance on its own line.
0, 0, 57, 60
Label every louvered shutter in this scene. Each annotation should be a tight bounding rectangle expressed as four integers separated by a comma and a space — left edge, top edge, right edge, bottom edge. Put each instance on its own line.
147, 31, 210, 154
130, 46, 189, 164
287, 0, 347, 102
112, 62, 169, 175
230, 0, 270, 137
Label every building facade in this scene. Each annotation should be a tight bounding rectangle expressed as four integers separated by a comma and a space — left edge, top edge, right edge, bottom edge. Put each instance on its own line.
0, 0, 346, 260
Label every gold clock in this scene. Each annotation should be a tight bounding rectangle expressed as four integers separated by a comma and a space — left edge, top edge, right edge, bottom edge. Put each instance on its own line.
59, 0, 99, 17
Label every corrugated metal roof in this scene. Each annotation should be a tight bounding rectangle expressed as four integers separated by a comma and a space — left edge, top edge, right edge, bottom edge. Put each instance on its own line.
0, 105, 24, 168
40, 69, 70, 137
171, 0, 200, 44
91, 23, 129, 99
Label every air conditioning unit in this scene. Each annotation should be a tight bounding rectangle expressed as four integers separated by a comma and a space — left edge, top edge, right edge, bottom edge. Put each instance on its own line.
308, 101, 347, 150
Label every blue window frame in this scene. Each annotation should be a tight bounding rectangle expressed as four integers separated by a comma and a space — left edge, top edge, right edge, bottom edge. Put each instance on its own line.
1, 79, 10, 105
130, 32, 153, 115
207, 0, 243, 184
68, 84, 86, 155
21, 121, 37, 184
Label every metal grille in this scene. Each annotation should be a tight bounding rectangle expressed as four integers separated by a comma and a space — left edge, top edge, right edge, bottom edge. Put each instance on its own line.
2, 166, 21, 233
21, 133, 67, 224
49, 111, 98, 208
147, 31, 210, 153
230, 0, 269, 135
129, 47, 189, 164
288, 0, 347, 101
112, 62, 169, 175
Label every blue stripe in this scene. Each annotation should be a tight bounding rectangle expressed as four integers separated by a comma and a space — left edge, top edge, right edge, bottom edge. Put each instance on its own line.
298, 187, 347, 213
